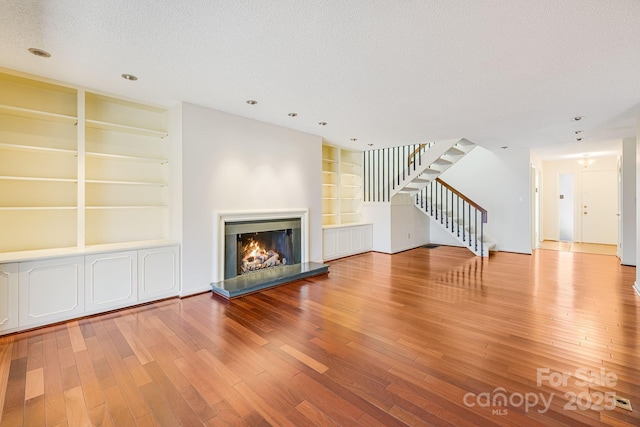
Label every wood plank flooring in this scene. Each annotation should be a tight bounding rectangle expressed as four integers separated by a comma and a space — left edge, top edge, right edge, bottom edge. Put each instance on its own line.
1, 246, 638, 426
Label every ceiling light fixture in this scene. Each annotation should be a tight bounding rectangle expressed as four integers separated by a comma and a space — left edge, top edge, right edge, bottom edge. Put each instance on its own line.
576, 137, 582, 142
28, 48, 51, 58
121, 73, 138, 81
573, 116, 584, 121
288, 113, 298, 117
577, 155, 595, 168
246, 100, 257, 105
500, 146, 508, 149
574, 130, 583, 134
318, 122, 327, 126
367, 143, 373, 146
350, 138, 357, 142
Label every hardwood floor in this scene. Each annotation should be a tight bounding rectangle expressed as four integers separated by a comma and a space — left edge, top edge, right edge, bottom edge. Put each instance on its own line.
1, 246, 638, 426
538, 240, 618, 256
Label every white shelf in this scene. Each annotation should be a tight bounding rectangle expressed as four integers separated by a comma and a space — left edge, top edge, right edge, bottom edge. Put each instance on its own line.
86, 179, 167, 187
0, 206, 77, 211
0, 104, 77, 124
322, 213, 338, 217
341, 161, 361, 168
322, 183, 337, 187
86, 205, 167, 210
85, 151, 167, 163
341, 184, 361, 188
322, 158, 338, 163
322, 197, 338, 200
86, 119, 168, 138
0, 143, 77, 155
0, 175, 77, 183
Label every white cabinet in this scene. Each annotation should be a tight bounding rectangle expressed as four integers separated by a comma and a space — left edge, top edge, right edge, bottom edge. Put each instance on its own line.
323, 224, 373, 261
85, 251, 137, 313
18, 257, 84, 328
138, 246, 179, 302
0, 263, 18, 333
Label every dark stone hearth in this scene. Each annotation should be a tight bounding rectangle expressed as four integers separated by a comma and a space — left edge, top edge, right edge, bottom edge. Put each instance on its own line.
211, 262, 329, 299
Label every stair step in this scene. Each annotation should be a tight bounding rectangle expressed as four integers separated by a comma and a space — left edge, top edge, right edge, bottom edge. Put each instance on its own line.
455, 139, 474, 147
444, 147, 465, 156
421, 168, 439, 175
432, 158, 452, 166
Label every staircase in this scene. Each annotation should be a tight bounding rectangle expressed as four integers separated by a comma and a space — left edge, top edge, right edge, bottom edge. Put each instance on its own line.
363, 139, 495, 257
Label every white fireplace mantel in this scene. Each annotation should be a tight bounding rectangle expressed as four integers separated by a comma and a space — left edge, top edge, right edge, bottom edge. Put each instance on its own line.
213, 209, 309, 284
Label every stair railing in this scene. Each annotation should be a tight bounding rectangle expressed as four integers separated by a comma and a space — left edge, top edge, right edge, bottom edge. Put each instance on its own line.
416, 178, 488, 256
363, 143, 433, 202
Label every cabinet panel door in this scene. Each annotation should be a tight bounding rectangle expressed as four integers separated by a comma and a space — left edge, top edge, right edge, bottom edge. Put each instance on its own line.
350, 227, 364, 253
0, 263, 18, 333
323, 229, 338, 260
85, 251, 137, 313
337, 229, 351, 255
19, 257, 84, 328
138, 246, 179, 302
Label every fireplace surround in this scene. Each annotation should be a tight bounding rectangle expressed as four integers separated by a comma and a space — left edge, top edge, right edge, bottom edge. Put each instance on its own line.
211, 209, 328, 298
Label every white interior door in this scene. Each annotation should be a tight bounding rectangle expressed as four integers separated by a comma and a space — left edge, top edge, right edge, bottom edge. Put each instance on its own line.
581, 170, 618, 244
558, 173, 574, 242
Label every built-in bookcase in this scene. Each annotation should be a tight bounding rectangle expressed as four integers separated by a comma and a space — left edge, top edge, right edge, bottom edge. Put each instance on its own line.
84, 93, 169, 245
321, 144, 363, 226
0, 72, 79, 252
0, 70, 171, 255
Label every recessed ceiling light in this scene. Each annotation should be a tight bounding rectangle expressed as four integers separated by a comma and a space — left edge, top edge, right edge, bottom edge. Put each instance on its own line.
28, 48, 51, 58
367, 143, 373, 146
288, 113, 298, 117
576, 138, 583, 142
318, 122, 327, 126
500, 146, 508, 149
121, 73, 138, 81
246, 100, 257, 105
574, 130, 583, 134
350, 138, 357, 142
573, 116, 584, 121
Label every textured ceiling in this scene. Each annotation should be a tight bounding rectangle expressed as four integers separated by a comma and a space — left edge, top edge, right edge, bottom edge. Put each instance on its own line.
1, 0, 639, 158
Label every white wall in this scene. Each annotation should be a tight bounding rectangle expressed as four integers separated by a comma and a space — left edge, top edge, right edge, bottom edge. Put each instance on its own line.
429, 146, 532, 254
362, 195, 430, 254
622, 138, 636, 266
542, 156, 618, 243
180, 102, 323, 296
636, 117, 640, 295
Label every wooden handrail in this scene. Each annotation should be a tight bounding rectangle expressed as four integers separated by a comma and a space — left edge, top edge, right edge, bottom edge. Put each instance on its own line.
407, 143, 427, 166
436, 178, 488, 223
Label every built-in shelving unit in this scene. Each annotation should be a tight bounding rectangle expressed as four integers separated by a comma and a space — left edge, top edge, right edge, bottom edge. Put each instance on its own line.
0, 71, 79, 252
0, 70, 172, 253
322, 145, 339, 226
0, 69, 179, 337
84, 92, 169, 246
321, 144, 363, 226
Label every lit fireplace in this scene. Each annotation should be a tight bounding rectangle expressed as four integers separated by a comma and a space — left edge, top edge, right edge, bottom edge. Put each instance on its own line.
224, 218, 301, 279
239, 231, 289, 274
213, 210, 328, 298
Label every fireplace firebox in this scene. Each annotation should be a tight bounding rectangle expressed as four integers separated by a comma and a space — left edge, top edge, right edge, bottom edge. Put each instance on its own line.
224, 218, 301, 280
